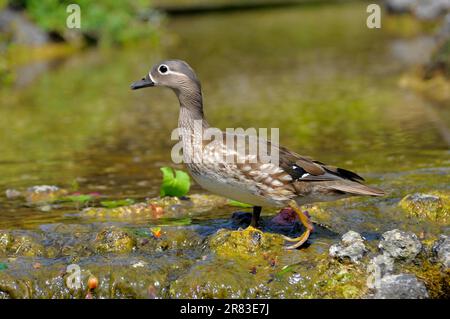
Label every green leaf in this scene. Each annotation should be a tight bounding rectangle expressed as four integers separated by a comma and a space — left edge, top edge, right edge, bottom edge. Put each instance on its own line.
227, 200, 253, 208
0, 263, 8, 271
100, 198, 135, 208
274, 265, 294, 278
159, 167, 190, 197
61, 195, 93, 203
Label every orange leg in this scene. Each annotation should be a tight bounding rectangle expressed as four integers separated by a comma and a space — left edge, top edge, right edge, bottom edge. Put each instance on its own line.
282, 200, 314, 249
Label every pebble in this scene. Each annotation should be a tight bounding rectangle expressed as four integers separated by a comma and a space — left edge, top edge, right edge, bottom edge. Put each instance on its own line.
329, 231, 367, 263
378, 229, 422, 261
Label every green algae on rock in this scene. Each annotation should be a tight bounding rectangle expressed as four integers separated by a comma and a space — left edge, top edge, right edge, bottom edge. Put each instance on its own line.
209, 226, 285, 260
81, 194, 229, 219
0, 231, 45, 257
94, 227, 136, 254
399, 192, 450, 224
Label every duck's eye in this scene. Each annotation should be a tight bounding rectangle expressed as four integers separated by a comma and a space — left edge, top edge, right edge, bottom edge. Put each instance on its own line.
159, 65, 168, 74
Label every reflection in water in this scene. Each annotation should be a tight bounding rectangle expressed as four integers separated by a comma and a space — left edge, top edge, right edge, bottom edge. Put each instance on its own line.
0, 3, 448, 233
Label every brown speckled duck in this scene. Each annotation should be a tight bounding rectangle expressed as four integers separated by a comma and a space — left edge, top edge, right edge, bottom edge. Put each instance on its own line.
131, 60, 384, 249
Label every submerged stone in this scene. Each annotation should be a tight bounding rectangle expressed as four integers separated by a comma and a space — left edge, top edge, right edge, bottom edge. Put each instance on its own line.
399, 192, 449, 224
379, 229, 422, 261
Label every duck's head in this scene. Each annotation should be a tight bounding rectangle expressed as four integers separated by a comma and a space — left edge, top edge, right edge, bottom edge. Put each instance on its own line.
130, 60, 200, 93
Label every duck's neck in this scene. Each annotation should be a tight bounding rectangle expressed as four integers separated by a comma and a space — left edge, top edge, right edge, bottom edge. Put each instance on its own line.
177, 89, 209, 131
177, 89, 210, 166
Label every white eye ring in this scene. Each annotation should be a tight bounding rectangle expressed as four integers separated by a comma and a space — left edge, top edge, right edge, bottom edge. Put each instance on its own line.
158, 64, 169, 74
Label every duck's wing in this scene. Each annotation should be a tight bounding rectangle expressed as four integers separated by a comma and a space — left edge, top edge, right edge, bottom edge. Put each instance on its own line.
274, 143, 385, 197
215, 132, 384, 198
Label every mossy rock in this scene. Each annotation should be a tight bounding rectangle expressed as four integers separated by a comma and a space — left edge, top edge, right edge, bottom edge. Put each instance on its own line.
3, 234, 45, 257
0, 231, 13, 254
94, 227, 136, 254
156, 228, 204, 251
0, 273, 32, 299
209, 227, 285, 260
169, 260, 268, 298
0, 263, 170, 299
171, 251, 368, 299
399, 192, 449, 224
400, 260, 450, 299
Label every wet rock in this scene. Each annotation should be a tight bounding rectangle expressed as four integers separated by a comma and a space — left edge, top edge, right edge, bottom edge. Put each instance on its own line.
0, 262, 171, 299
270, 207, 299, 226
94, 227, 136, 254
373, 274, 429, 299
329, 231, 367, 263
170, 261, 261, 298
24, 185, 68, 204
0, 272, 32, 298
5, 189, 21, 199
209, 227, 284, 260
8, 235, 46, 257
155, 227, 204, 251
399, 192, 449, 224
0, 231, 45, 257
0, 231, 13, 254
432, 235, 450, 269
379, 229, 422, 261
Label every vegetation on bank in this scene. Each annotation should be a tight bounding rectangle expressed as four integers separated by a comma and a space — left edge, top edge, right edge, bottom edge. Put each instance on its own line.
3, 0, 160, 46
0, 0, 162, 85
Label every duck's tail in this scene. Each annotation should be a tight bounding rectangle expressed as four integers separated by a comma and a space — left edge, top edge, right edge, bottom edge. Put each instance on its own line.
329, 182, 385, 197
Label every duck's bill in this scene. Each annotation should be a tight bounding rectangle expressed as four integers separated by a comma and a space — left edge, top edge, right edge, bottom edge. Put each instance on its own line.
130, 76, 154, 90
